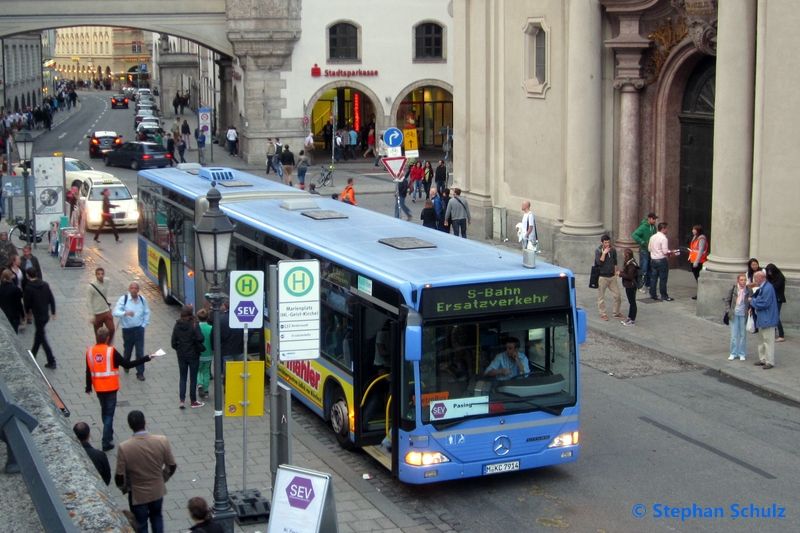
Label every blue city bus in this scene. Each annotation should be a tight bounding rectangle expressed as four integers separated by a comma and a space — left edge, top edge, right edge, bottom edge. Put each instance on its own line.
136, 165, 587, 484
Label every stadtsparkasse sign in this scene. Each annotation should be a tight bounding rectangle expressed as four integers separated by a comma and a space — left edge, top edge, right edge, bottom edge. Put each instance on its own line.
420, 276, 570, 318
311, 64, 378, 77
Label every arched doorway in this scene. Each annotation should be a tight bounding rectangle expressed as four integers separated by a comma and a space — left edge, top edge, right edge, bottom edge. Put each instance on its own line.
310, 86, 377, 147
678, 56, 715, 266
394, 84, 452, 147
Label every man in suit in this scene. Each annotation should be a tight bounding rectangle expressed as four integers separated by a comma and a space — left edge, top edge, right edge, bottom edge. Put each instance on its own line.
73, 422, 110, 485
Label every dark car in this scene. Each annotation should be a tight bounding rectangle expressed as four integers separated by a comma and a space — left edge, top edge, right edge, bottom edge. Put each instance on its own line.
110, 94, 129, 109
103, 141, 171, 170
86, 131, 122, 159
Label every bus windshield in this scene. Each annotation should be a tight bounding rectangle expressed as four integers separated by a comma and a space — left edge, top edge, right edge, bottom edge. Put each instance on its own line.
402, 312, 577, 425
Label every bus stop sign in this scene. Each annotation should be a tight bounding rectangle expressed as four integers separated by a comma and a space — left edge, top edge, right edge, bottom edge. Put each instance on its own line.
234, 300, 259, 323
230, 271, 264, 328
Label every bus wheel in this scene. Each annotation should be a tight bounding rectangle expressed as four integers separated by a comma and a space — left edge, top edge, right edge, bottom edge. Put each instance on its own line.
330, 392, 354, 450
158, 263, 176, 305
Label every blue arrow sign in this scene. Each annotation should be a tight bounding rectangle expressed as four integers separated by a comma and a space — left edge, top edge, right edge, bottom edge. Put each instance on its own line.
383, 127, 403, 148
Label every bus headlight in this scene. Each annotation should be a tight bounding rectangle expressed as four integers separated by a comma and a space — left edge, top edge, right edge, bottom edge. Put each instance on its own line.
404, 451, 450, 466
548, 431, 579, 448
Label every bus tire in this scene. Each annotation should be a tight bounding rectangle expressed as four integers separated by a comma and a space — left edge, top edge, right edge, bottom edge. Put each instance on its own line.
158, 262, 176, 305
329, 388, 354, 450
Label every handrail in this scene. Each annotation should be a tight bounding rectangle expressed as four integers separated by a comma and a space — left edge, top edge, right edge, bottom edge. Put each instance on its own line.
0, 372, 78, 533
360, 373, 389, 407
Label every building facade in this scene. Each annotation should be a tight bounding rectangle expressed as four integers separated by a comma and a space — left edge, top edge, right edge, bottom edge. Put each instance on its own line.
2, 33, 43, 111
226, 0, 454, 164
455, 0, 799, 322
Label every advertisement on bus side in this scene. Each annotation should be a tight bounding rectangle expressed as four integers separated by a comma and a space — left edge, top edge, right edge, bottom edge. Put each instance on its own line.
147, 244, 169, 282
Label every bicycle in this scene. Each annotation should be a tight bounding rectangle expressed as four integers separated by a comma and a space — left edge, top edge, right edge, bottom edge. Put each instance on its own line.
8, 217, 49, 250
314, 165, 335, 187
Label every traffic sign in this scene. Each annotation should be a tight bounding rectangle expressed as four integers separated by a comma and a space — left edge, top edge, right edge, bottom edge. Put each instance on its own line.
140, 63, 147, 74
198, 108, 212, 137
302, 116, 310, 125
386, 146, 402, 157
230, 271, 264, 328
383, 127, 403, 148
382, 157, 408, 179
278, 260, 320, 361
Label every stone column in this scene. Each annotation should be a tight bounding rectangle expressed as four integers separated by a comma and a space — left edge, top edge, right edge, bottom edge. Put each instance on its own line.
697, 0, 757, 315
614, 80, 644, 250
216, 56, 233, 146
554, 0, 604, 271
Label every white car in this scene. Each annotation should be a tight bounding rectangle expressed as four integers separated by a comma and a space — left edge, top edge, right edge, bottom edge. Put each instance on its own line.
135, 88, 152, 101
78, 174, 139, 231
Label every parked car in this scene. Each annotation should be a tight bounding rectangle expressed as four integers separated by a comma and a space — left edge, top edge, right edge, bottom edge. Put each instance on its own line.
135, 88, 152, 101
136, 123, 161, 142
86, 131, 122, 158
110, 94, 129, 109
135, 103, 159, 116
79, 175, 139, 230
140, 116, 161, 128
103, 141, 171, 170
134, 109, 157, 128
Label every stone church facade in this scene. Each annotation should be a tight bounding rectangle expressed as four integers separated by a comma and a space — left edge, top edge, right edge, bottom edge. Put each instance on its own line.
454, 0, 798, 322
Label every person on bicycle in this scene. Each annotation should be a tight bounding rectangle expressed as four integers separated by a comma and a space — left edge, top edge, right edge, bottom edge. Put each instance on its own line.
93, 189, 122, 244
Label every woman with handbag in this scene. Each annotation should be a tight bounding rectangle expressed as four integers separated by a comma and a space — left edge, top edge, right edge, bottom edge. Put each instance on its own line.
765, 263, 787, 342
724, 273, 751, 361
171, 306, 206, 409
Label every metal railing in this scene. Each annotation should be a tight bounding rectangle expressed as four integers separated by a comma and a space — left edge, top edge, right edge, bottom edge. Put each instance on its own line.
0, 371, 78, 533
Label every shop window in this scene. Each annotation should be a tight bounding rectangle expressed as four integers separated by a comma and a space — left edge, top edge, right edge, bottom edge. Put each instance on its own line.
414, 22, 444, 60
328, 22, 359, 61
523, 17, 550, 98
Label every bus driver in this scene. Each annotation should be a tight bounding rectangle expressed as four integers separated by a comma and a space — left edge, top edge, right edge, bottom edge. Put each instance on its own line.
485, 338, 530, 381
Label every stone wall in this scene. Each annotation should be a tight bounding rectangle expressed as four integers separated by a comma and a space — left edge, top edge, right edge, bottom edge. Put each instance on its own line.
0, 314, 133, 533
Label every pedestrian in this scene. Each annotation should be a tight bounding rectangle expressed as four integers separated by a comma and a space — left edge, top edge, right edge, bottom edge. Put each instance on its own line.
73, 422, 111, 485
688, 224, 708, 300
348, 125, 358, 159
0, 232, 17, 267
304, 131, 316, 165
439, 188, 452, 233
749, 271, 780, 370
196, 308, 212, 399
648, 222, 674, 301
434, 159, 447, 195
171, 117, 181, 139
166, 134, 176, 166
153, 129, 163, 148
23, 267, 57, 369
93, 188, 123, 244
85, 327, 152, 452
746, 258, 764, 284
266, 138, 278, 174
724, 273, 751, 361
340, 177, 357, 205
197, 129, 206, 165
410, 161, 424, 202
226, 126, 238, 156
113, 282, 151, 381
594, 234, 623, 321
618, 248, 639, 326
6, 254, 23, 289
181, 119, 191, 149
334, 130, 344, 162
420, 199, 437, 228
444, 188, 471, 238
632, 213, 658, 292
394, 171, 412, 221
280, 144, 295, 187
423, 161, 433, 199
363, 128, 375, 158
21, 245, 42, 281
87, 267, 115, 344
177, 134, 187, 163
171, 305, 205, 409
520, 200, 536, 251
296, 149, 309, 190
187, 497, 224, 533
172, 95, 180, 115
115, 410, 177, 533
0, 269, 24, 333
374, 138, 386, 168
322, 121, 333, 150
765, 263, 786, 342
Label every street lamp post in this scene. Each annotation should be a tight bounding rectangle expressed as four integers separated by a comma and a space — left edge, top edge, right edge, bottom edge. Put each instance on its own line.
194, 183, 236, 532
15, 130, 35, 247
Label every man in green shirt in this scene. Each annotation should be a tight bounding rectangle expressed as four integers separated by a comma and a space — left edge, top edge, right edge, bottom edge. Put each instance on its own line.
631, 213, 658, 291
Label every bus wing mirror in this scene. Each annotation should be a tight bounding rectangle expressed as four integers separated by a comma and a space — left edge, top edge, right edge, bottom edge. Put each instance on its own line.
576, 308, 587, 345
405, 326, 422, 362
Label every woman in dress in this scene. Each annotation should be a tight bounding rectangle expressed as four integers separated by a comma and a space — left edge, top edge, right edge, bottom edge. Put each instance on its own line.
724, 273, 751, 360
171, 305, 205, 409
765, 263, 786, 342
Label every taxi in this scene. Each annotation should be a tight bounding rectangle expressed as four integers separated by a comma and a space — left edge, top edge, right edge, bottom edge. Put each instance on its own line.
78, 174, 139, 231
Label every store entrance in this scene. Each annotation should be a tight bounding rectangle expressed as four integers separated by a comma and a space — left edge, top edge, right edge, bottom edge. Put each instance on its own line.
311, 88, 377, 150
395, 86, 453, 148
